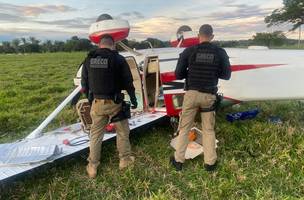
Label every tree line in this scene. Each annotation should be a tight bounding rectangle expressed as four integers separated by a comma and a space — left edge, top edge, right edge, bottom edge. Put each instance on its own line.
0, 36, 173, 54
1, 32, 300, 54
215, 31, 300, 48
0, 36, 95, 54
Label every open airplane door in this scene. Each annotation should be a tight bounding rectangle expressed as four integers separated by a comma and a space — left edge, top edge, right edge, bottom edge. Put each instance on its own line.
124, 56, 144, 113
142, 56, 167, 112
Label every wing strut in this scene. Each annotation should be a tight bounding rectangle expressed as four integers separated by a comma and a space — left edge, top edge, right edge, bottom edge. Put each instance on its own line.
26, 85, 82, 139
117, 41, 143, 56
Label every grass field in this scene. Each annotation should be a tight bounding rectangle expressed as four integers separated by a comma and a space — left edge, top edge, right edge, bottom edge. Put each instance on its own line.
1, 53, 304, 199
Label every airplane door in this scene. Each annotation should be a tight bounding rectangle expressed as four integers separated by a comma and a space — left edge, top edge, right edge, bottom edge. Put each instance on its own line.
142, 56, 165, 111
124, 56, 144, 112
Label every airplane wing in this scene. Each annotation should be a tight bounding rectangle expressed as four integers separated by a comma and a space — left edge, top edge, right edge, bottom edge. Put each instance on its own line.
0, 112, 166, 183
220, 48, 304, 102
157, 48, 304, 104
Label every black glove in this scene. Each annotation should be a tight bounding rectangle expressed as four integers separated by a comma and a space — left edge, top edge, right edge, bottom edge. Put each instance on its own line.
87, 91, 94, 105
130, 96, 137, 109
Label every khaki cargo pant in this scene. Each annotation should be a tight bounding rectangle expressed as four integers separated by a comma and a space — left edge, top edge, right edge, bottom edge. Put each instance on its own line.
88, 99, 132, 166
174, 90, 217, 165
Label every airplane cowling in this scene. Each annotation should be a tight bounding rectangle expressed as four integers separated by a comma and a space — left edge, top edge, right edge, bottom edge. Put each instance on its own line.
89, 16, 130, 44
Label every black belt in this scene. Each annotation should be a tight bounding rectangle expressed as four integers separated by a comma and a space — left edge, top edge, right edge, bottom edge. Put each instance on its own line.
199, 87, 218, 95
187, 86, 217, 95
94, 94, 115, 100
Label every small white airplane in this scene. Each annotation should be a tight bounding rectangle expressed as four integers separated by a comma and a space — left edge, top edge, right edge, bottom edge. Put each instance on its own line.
1, 14, 304, 183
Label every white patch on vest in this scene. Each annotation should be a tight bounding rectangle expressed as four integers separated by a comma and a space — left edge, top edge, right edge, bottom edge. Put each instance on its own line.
195, 53, 214, 64
90, 57, 109, 68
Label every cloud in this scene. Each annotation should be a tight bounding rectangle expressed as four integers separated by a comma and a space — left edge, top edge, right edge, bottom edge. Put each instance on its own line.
194, 3, 276, 40
134, 16, 178, 33
0, 27, 87, 41
35, 17, 96, 29
208, 4, 271, 20
0, 13, 23, 22
129, 16, 183, 40
0, 1, 296, 42
22, 5, 76, 16
130, 11, 274, 41
214, 19, 267, 40
0, 2, 76, 17
170, 16, 202, 21
217, 0, 236, 3
117, 11, 145, 20
0, 2, 84, 37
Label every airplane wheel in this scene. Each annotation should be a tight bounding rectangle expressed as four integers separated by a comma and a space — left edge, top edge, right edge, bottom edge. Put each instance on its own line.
96, 14, 113, 22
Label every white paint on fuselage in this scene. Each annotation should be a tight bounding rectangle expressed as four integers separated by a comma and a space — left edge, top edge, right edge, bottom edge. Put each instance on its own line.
221, 48, 304, 101
121, 47, 304, 101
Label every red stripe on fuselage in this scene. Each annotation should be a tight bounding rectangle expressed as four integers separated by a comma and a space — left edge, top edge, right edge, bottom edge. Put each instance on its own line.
223, 96, 242, 104
160, 64, 285, 83
231, 64, 285, 72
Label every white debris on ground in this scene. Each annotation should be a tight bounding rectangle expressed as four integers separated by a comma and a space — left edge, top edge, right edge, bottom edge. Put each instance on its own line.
170, 127, 219, 159
0, 142, 61, 167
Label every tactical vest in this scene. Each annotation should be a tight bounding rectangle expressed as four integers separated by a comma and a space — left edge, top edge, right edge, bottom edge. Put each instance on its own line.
187, 44, 221, 94
87, 49, 118, 97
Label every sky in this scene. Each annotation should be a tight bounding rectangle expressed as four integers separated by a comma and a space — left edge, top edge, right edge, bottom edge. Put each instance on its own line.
0, 0, 300, 42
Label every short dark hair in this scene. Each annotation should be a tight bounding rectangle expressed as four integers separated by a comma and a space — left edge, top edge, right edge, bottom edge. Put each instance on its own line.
99, 34, 114, 46
199, 24, 213, 37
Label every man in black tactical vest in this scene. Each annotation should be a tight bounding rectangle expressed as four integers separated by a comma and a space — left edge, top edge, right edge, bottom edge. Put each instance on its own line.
170, 24, 231, 171
81, 35, 137, 178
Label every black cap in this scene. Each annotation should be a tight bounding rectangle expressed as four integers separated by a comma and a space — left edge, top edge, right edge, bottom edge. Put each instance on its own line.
199, 24, 213, 37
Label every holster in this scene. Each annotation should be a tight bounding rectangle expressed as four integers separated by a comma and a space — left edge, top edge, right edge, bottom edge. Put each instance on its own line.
110, 101, 131, 123
114, 93, 125, 104
200, 93, 223, 113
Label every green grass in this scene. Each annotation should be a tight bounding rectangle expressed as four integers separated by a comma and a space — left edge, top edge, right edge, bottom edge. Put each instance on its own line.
0, 52, 86, 143
1, 53, 304, 199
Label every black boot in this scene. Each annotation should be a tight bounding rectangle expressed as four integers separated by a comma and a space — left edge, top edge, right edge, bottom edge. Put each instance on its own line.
204, 161, 218, 172
170, 156, 183, 171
